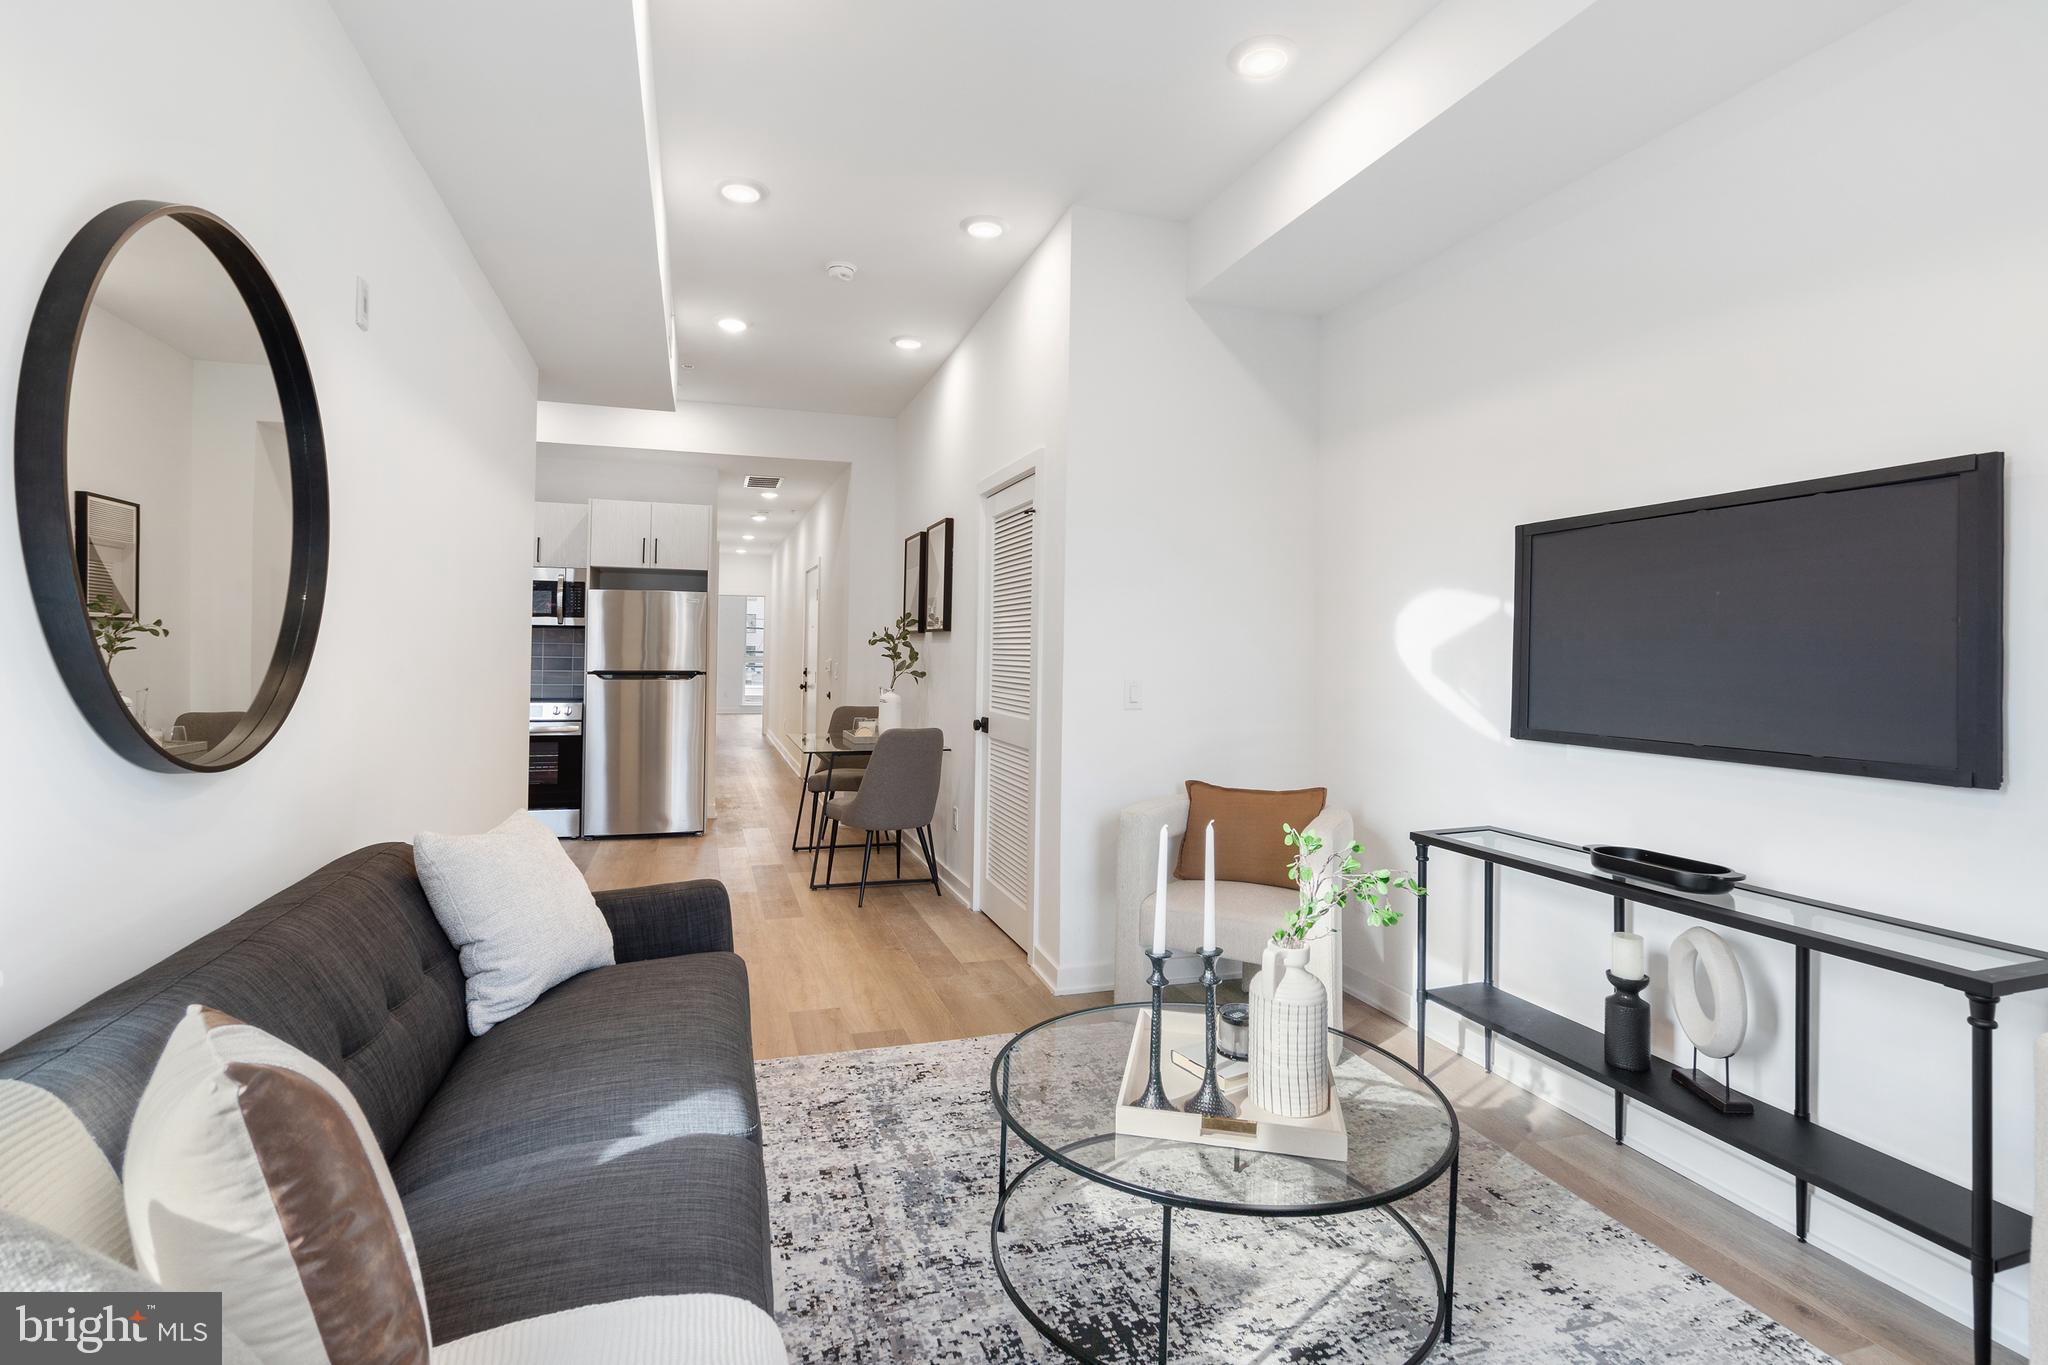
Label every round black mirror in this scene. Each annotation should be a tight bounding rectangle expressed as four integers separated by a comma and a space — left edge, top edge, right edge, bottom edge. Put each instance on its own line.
15, 202, 328, 772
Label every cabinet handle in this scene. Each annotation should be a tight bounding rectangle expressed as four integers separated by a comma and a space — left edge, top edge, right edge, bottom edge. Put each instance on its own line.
535, 536, 541, 563
654, 538, 660, 562
641, 536, 647, 564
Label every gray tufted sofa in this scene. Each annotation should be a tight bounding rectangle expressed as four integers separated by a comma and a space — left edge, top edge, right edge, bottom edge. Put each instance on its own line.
0, 842, 779, 1355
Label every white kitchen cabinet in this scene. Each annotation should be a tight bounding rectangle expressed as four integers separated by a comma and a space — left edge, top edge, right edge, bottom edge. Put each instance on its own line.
533, 501, 588, 568
587, 499, 652, 568
650, 501, 711, 569
586, 499, 712, 570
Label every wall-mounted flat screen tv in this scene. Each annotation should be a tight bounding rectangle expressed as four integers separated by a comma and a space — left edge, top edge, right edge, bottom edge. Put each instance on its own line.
1511, 453, 2004, 788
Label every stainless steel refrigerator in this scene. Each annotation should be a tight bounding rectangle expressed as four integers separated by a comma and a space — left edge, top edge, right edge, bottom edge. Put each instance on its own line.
583, 588, 708, 836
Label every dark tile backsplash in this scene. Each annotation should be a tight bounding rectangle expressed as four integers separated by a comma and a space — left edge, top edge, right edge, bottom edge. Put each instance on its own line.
532, 625, 585, 702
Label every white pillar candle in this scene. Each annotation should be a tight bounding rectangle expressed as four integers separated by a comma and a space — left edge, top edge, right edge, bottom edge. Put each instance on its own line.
1611, 931, 1646, 981
1152, 824, 1170, 955
1202, 820, 1217, 952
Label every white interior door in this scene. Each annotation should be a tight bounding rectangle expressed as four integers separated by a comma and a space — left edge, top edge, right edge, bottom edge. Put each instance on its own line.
802, 563, 821, 737
976, 474, 1036, 950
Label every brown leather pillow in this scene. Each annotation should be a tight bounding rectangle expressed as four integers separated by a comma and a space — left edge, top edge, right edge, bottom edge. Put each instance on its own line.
1173, 781, 1328, 888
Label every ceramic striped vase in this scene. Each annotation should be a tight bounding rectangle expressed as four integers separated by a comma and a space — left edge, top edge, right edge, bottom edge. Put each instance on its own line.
1248, 942, 1331, 1118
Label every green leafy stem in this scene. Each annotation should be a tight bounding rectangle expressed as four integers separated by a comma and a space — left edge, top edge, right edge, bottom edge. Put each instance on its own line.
86, 593, 168, 664
867, 612, 928, 692
1273, 822, 1425, 945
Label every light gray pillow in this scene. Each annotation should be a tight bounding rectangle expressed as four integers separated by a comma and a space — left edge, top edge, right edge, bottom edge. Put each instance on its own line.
414, 813, 614, 1035
0, 1208, 260, 1364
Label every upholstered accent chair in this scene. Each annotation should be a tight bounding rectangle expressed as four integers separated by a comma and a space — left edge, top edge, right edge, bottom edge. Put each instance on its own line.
812, 727, 943, 905
1114, 794, 1352, 1040
790, 705, 877, 851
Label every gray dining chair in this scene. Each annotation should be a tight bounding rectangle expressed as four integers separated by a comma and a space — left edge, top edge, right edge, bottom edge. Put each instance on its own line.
810, 727, 943, 905
791, 704, 878, 852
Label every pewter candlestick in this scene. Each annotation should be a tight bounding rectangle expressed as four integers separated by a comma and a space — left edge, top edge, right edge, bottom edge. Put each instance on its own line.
1135, 948, 1176, 1110
1183, 947, 1237, 1118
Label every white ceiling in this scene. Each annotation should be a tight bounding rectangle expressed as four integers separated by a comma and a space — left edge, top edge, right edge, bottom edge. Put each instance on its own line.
332, 0, 675, 409
648, 0, 1436, 416
93, 218, 266, 364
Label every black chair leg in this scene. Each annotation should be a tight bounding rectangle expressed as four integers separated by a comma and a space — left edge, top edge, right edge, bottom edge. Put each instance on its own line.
810, 812, 826, 887
790, 754, 815, 851
859, 831, 875, 907
921, 826, 941, 897
827, 820, 843, 888
895, 830, 903, 879
808, 788, 825, 852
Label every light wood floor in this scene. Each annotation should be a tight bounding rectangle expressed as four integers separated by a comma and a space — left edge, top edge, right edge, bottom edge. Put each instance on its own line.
569, 714, 2008, 1365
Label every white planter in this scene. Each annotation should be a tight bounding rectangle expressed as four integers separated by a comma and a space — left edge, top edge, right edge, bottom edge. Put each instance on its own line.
1248, 943, 1331, 1118
876, 689, 902, 731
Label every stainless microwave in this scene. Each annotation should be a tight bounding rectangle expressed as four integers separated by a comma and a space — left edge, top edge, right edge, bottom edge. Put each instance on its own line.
531, 567, 586, 627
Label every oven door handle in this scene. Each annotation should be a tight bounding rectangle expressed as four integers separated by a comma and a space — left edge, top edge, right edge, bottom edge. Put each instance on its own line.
528, 724, 583, 737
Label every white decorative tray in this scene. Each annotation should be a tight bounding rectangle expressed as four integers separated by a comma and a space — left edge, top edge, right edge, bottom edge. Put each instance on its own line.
1112, 1008, 1348, 1162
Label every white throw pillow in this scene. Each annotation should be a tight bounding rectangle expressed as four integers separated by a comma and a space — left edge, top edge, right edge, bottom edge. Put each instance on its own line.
125, 1006, 431, 1365
414, 811, 615, 1035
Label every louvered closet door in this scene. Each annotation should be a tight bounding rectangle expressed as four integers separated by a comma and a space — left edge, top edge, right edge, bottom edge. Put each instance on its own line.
976, 474, 1037, 950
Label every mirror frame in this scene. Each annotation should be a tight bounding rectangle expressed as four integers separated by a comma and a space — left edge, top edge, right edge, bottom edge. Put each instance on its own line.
15, 201, 329, 773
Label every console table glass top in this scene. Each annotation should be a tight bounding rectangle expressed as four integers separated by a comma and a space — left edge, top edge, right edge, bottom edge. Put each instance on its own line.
993, 1002, 1455, 1215
1415, 826, 2048, 992
788, 730, 952, 756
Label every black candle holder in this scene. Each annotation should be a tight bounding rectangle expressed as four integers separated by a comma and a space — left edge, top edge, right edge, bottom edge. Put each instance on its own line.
1135, 948, 1176, 1110
1183, 947, 1237, 1118
1603, 970, 1652, 1072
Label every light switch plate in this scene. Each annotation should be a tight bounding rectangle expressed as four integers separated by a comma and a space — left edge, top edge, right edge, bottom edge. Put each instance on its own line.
354, 276, 370, 331
1124, 680, 1143, 710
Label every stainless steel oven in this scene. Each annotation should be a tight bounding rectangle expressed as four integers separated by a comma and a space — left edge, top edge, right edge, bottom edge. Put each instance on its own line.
528, 701, 582, 837
531, 568, 587, 627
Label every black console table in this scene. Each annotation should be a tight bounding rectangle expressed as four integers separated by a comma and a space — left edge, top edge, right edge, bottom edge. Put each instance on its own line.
1410, 826, 2048, 1365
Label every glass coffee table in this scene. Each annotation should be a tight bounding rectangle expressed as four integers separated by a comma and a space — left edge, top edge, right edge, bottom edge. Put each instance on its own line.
990, 1002, 1459, 1364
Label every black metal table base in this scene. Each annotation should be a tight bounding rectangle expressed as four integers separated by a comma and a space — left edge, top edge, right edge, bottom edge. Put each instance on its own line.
989, 1148, 1452, 1365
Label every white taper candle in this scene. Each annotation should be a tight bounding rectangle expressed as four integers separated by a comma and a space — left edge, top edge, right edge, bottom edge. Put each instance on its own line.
1152, 824, 1170, 955
1202, 820, 1217, 951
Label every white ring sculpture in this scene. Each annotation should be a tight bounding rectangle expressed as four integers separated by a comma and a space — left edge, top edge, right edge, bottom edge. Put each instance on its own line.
1669, 927, 1747, 1059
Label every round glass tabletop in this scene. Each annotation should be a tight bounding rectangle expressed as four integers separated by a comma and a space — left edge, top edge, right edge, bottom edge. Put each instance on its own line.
991, 1002, 1457, 1217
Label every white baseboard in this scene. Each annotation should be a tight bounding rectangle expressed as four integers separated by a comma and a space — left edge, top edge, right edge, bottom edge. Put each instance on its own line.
1340, 966, 2029, 1355
765, 729, 803, 776
1026, 949, 1113, 996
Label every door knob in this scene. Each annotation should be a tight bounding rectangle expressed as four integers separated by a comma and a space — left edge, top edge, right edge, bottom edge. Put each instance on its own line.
973, 717, 989, 733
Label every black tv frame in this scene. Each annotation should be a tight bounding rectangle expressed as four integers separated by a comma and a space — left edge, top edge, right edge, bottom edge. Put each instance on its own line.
1511, 452, 2005, 789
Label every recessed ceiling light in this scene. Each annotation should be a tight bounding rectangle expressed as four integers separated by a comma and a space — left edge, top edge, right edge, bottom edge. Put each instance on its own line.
742, 534, 755, 541
716, 317, 748, 335
892, 336, 924, 351
1230, 36, 1295, 80
759, 490, 779, 500
961, 216, 1006, 240
718, 179, 765, 205
750, 513, 767, 522
735, 547, 746, 555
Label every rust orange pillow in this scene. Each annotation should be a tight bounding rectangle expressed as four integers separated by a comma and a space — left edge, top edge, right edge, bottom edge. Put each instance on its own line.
1173, 781, 1327, 889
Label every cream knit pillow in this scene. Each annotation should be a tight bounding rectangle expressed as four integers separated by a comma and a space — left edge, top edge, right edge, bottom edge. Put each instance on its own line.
413, 812, 615, 1035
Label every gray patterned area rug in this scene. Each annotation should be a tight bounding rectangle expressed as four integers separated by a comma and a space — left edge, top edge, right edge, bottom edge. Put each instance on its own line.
759, 1034, 1832, 1364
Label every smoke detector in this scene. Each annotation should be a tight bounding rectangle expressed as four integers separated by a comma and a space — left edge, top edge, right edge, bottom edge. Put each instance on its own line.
824, 261, 857, 283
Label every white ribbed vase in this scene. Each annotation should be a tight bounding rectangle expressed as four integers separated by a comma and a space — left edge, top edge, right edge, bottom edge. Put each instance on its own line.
876, 690, 902, 731
1248, 943, 1331, 1118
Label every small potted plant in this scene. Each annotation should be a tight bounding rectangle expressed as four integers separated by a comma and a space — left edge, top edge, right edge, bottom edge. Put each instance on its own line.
1249, 823, 1425, 1118
86, 593, 169, 721
866, 612, 927, 731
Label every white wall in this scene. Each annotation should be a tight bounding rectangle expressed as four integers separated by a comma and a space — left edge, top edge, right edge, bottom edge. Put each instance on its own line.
1317, 0, 2045, 1345
894, 215, 1072, 939
1057, 207, 1320, 987
718, 550, 770, 597
66, 308, 198, 723
0, 0, 537, 1048
533, 443, 720, 507
765, 469, 853, 751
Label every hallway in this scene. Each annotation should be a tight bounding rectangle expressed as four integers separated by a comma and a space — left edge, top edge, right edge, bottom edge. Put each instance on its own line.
567, 713, 1104, 1060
